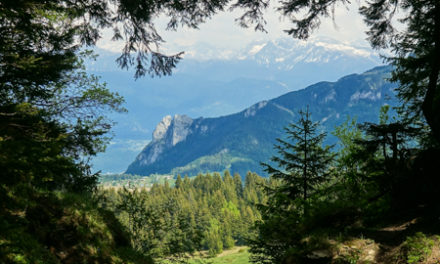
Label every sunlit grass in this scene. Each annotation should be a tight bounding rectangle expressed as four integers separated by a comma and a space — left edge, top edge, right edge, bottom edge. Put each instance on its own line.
188, 247, 250, 264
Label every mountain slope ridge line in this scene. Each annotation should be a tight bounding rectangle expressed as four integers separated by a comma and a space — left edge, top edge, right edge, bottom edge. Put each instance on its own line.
126, 65, 397, 177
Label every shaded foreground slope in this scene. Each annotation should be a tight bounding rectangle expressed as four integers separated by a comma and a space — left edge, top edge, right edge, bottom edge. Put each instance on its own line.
0, 191, 151, 264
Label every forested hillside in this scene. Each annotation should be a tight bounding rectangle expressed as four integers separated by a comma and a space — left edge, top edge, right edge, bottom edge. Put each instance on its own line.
99, 171, 267, 259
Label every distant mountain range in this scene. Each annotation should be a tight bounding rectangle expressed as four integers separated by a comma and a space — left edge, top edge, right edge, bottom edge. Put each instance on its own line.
89, 37, 384, 173
125, 66, 398, 177
174, 37, 382, 88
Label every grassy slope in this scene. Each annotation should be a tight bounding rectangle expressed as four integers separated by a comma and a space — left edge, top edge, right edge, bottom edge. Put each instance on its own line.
189, 247, 250, 264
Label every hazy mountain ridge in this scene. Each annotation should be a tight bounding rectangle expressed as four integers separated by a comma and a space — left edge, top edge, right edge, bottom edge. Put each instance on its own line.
90, 37, 383, 173
125, 66, 397, 177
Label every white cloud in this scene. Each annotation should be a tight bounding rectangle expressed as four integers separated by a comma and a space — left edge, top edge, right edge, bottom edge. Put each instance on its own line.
131, 122, 150, 134
97, 2, 371, 57
111, 139, 151, 152
96, 28, 125, 53
126, 139, 151, 152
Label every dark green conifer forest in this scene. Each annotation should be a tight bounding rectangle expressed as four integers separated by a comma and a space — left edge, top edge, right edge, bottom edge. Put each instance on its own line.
98, 172, 267, 260
1, 0, 439, 263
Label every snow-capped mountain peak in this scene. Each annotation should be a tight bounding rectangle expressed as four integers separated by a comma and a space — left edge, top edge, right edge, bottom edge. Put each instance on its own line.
240, 37, 380, 70
248, 43, 267, 55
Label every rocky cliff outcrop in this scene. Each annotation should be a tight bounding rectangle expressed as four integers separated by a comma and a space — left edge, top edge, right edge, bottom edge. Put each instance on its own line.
128, 114, 194, 169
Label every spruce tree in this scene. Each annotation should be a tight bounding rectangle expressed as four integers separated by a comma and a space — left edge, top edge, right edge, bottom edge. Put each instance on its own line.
261, 107, 334, 213
175, 174, 183, 189
251, 108, 334, 264
355, 106, 420, 206
233, 173, 243, 198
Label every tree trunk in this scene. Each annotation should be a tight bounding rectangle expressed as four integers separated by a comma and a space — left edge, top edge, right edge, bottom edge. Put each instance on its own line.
422, 2, 440, 144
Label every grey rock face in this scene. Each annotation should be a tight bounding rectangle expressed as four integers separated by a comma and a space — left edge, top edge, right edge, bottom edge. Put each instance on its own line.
168, 114, 194, 146
244, 101, 268, 117
131, 114, 194, 167
137, 142, 165, 166
152, 115, 172, 141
